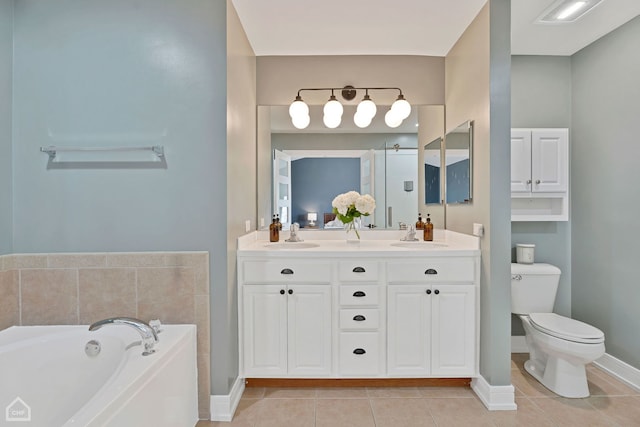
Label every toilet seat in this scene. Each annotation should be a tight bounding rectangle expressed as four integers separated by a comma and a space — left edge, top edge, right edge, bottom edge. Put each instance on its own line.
529, 313, 604, 344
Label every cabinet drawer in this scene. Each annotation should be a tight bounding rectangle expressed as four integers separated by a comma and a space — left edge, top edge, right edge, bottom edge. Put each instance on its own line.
387, 258, 475, 283
338, 261, 380, 282
242, 261, 331, 284
339, 332, 380, 375
339, 309, 380, 330
339, 286, 380, 306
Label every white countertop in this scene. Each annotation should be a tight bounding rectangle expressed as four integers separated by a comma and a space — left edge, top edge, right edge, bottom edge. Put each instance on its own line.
237, 229, 480, 258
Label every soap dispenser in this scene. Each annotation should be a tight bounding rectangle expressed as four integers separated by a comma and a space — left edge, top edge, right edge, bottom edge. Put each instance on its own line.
416, 214, 424, 230
269, 215, 280, 242
423, 214, 433, 241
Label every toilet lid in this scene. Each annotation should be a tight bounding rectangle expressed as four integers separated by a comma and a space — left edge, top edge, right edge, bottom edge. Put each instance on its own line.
529, 313, 605, 344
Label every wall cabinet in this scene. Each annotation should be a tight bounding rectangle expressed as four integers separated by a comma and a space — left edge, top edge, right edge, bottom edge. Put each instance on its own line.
511, 128, 569, 221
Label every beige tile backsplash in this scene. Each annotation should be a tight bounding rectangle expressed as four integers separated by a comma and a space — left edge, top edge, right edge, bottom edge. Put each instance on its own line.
0, 251, 211, 419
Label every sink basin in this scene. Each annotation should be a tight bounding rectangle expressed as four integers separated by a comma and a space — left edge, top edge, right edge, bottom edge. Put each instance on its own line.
264, 242, 320, 250
391, 242, 448, 249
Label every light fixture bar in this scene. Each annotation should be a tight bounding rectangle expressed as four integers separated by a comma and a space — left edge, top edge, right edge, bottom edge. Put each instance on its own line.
536, 0, 603, 23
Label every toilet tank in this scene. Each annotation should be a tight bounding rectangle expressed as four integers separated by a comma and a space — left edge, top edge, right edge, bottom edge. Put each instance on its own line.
511, 263, 561, 315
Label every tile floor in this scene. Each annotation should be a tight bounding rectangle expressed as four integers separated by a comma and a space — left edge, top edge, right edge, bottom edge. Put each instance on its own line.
197, 354, 640, 426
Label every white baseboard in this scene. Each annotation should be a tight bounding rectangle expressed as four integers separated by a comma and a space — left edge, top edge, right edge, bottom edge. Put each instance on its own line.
594, 353, 640, 392
209, 377, 245, 422
511, 335, 528, 353
471, 375, 517, 411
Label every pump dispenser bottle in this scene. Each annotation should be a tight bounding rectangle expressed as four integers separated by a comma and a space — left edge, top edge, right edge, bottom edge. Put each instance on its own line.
416, 214, 424, 230
423, 214, 434, 241
269, 215, 280, 242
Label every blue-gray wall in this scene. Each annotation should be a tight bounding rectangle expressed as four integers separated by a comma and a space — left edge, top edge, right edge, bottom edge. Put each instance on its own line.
446, 159, 470, 203
291, 158, 360, 226
10, 0, 232, 394
424, 164, 440, 204
572, 16, 640, 370
0, 0, 12, 255
510, 56, 573, 335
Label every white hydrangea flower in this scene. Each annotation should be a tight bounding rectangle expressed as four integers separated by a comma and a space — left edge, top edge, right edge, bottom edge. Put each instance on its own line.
332, 193, 350, 215
355, 194, 376, 215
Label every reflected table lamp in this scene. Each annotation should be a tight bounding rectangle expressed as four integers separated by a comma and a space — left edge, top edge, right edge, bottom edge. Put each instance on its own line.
307, 212, 318, 227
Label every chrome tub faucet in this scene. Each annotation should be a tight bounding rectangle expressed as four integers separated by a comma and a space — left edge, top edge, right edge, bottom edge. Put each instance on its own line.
89, 317, 159, 356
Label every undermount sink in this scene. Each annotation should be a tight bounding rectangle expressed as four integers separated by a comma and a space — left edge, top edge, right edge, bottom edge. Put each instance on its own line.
264, 242, 320, 250
391, 241, 448, 249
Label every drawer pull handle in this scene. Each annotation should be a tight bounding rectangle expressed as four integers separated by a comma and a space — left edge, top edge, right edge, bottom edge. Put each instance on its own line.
352, 266, 366, 273
434, 289, 440, 295
280, 289, 285, 295
353, 348, 366, 355
288, 289, 293, 295
280, 268, 294, 275
353, 315, 366, 321
425, 268, 438, 275
426, 289, 432, 295
353, 291, 366, 297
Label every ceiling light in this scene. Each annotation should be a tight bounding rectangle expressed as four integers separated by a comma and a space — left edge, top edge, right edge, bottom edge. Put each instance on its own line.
536, 0, 603, 23
289, 86, 410, 130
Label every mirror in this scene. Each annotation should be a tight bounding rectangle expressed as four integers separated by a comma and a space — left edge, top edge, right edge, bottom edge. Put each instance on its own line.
256, 105, 445, 230
423, 137, 443, 205
445, 121, 473, 204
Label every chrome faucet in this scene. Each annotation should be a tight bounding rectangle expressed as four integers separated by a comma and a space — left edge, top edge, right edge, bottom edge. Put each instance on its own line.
285, 222, 304, 242
89, 317, 159, 356
400, 224, 419, 241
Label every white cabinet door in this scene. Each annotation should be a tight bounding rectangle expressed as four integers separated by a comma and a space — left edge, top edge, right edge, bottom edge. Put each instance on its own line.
531, 129, 568, 193
243, 285, 288, 377
387, 286, 431, 376
287, 285, 332, 376
431, 285, 476, 376
510, 129, 532, 193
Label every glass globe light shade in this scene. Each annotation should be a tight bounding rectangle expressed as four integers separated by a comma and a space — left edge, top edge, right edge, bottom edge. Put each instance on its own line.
357, 97, 377, 119
385, 110, 402, 128
289, 98, 309, 119
354, 111, 372, 128
391, 96, 411, 120
323, 113, 341, 129
323, 97, 344, 117
292, 114, 310, 130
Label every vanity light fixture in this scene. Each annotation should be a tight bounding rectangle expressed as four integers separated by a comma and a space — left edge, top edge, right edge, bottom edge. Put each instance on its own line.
536, 0, 603, 23
288, 86, 411, 130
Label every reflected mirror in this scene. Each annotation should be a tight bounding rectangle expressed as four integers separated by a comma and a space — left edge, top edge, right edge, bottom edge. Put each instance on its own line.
257, 105, 445, 230
424, 137, 443, 205
445, 121, 473, 204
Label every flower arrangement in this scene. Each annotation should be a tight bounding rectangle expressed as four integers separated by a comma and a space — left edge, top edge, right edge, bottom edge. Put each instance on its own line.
331, 191, 376, 239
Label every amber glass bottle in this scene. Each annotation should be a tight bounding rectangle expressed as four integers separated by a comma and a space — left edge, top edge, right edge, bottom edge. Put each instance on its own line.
269, 215, 280, 242
276, 214, 282, 231
423, 214, 434, 241
416, 214, 424, 230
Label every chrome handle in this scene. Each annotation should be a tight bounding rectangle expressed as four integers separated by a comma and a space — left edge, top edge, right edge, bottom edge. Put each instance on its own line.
512, 274, 522, 281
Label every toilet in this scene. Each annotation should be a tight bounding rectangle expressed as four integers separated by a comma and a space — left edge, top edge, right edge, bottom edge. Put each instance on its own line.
511, 263, 605, 398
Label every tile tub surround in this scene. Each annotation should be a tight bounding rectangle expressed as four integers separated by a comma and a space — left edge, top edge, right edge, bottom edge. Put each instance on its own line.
0, 251, 211, 419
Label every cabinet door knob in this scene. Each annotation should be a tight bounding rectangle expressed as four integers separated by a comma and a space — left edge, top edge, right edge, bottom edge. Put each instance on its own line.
535, 179, 541, 184
353, 348, 366, 355
425, 268, 438, 275
426, 289, 432, 295
353, 315, 366, 321
353, 291, 366, 297
280, 268, 294, 275
526, 179, 532, 184
288, 289, 293, 295
352, 266, 366, 273
279, 289, 285, 295
434, 289, 440, 295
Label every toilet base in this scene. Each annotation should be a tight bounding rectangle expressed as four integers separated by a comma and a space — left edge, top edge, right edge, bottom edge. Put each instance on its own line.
524, 357, 589, 398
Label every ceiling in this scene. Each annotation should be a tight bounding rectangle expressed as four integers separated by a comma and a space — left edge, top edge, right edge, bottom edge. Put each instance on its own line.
231, 0, 640, 57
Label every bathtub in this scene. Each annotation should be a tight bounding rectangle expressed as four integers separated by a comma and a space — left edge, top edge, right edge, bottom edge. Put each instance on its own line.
0, 324, 198, 427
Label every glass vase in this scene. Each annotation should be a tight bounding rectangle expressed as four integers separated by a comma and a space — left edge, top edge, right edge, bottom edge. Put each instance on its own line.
344, 218, 362, 243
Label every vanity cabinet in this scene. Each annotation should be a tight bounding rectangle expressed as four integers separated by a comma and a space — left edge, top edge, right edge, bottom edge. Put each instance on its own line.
386, 260, 476, 377
511, 128, 569, 221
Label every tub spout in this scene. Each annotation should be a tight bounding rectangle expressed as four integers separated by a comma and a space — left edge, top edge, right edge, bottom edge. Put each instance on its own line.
89, 317, 159, 356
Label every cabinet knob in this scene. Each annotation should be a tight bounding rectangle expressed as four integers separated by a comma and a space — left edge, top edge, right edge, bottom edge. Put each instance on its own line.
279, 289, 285, 295
526, 179, 532, 184
353, 348, 366, 355
353, 315, 366, 321
288, 289, 293, 295
535, 179, 541, 184
425, 268, 438, 275
434, 289, 440, 295
353, 291, 366, 297
280, 268, 294, 275
426, 289, 432, 295
352, 266, 366, 273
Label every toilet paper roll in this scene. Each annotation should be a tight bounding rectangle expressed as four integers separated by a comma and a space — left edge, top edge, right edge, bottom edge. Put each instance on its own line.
516, 244, 535, 264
